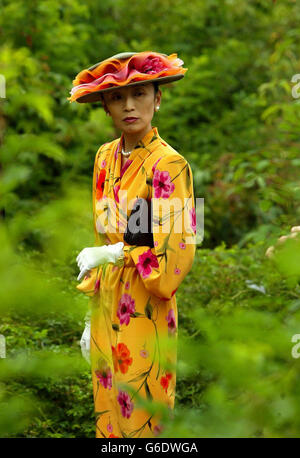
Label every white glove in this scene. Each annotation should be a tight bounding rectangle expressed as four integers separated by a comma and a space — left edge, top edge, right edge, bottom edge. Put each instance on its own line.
76, 242, 124, 282
80, 310, 91, 364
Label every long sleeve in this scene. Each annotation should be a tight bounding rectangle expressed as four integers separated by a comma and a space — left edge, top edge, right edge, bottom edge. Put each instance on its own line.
122, 153, 196, 301
76, 146, 105, 297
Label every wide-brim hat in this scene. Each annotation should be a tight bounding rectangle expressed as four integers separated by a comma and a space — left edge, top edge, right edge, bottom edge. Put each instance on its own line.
68, 51, 188, 104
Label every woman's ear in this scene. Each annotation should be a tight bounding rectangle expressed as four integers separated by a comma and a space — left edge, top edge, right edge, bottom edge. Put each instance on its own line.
102, 103, 110, 116
155, 89, 162, 107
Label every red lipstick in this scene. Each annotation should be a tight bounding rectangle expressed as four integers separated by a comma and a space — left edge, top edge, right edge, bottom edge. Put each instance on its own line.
123, 117, 138, 123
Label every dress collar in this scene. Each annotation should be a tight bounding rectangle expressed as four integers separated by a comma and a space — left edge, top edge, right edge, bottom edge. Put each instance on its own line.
119, 126, 160, 153
114, 126, 161, 188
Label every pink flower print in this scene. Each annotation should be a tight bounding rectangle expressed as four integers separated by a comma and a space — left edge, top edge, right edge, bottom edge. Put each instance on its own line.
113, 185, 120, 204
190, 207, 197, 234
152, 157, 163, 173
153, 169, 175, 199
121, 159, 132, 177
101, 159, 107, 168
174, 267, 181, 275
125, 281, 130, 290
114, 141, 121, 160
112, 265, 119, 272
117, 293, 135, 326
179, 242, 186, 249
154, 240, 158, 247
140, 349, 149, 358
136, 248, 159, 279
95, 366, 112, 390
154, 423, 164, 436
94, 278, 100, 293
117, 390, 134, 419
107, 423, 113, 433
166, 309, 177, 334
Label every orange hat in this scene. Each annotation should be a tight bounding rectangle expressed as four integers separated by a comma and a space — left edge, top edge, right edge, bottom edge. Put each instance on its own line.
68, 51, 188, 103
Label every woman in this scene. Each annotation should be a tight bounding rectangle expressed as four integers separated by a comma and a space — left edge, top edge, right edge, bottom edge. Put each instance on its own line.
69, 51, 197, 438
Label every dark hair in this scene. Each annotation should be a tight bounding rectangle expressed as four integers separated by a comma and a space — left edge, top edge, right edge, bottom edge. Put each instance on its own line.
153, 81, 159, 94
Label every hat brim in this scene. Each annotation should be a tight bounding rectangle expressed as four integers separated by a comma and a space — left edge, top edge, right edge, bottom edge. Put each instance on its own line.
75, 74, 184, 104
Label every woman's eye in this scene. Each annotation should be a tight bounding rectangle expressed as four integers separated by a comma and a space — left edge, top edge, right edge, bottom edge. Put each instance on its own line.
135, 92, 144, 96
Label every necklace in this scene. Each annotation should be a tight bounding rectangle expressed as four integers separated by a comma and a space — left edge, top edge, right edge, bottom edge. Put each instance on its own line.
120, 138, 132, 156
121, 146, 132, 157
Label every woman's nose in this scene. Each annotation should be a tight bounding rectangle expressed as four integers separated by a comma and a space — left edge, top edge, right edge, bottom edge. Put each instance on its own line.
124, 95, 135, 110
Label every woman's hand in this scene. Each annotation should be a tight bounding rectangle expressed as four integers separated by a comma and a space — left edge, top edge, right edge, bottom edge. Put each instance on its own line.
76, 242, 124, 281
265, 226, 300, 258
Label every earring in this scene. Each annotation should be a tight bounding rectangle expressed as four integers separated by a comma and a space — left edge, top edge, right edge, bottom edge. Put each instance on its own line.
156, 106, 160, 111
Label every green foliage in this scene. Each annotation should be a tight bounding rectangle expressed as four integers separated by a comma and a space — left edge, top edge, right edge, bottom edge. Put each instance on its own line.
0, 0, 299, 438
172, 242, 300, 438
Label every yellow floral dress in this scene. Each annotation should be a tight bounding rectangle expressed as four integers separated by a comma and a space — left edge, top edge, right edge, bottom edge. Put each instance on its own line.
76, 126, 196, 438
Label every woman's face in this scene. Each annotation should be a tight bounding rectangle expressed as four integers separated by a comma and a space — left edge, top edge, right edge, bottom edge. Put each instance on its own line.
101, 83, 161, 134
